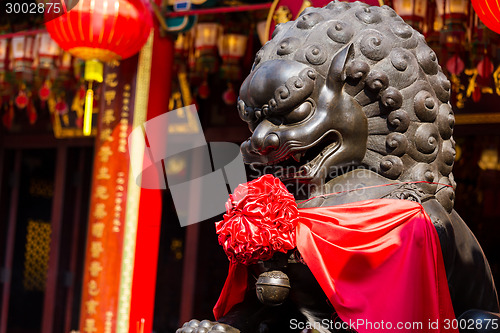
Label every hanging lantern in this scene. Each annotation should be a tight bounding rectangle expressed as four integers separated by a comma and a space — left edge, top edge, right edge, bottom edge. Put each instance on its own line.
471, 0, 500, 34
392, 0, 427, 32
436, 0, 468, 19
194, 22, 221, 73
37, 32, 60, 71
174, 32, 192, 72
436, 0, 468, 53
45, 0, 153, 136
59, 51, 73, 73
10, 35, 35, 81
0, 39, 8, 73
435, 0, 468, 31
436, 0, 468, 31
218, 33, 248, 81
174, 33, 191, 58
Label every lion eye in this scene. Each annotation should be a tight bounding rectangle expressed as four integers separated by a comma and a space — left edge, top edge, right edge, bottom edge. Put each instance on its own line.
284, 102, 313, 124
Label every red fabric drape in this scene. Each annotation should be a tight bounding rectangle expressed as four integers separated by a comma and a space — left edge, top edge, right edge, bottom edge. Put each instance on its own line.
214, 199, 457, 333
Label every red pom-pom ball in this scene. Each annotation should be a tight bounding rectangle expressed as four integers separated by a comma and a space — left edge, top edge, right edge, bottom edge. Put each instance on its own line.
216, 174, 299, 265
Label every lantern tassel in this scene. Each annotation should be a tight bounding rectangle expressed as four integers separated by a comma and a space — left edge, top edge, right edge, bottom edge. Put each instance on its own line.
82, 59, 103, 136
83, 82, 93, 136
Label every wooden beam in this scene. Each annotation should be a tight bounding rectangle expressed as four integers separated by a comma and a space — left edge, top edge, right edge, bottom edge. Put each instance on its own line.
41, 144, 68, 333
64, 148, 86, 333
164, 2, 272, 17
2, 134, 93, 149
455, 113, 500, 125
0, 28, 46, 40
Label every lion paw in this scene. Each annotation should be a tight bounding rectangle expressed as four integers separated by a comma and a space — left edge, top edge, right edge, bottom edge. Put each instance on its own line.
176, 319, 239, 333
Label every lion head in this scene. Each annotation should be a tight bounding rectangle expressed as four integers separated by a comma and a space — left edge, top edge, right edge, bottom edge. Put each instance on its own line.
238, 1, 456, 212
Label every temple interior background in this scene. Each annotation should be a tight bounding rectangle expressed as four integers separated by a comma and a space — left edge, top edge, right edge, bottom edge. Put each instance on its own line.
1, 0, 500, 332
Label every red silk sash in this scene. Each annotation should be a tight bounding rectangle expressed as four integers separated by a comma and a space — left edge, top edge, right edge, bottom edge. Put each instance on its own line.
214, 199, 457, 333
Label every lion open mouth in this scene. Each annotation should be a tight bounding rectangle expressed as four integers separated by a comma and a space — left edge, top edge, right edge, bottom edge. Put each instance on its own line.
247, 130, 341, 182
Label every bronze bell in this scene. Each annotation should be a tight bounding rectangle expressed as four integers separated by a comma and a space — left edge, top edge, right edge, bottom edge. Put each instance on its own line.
255, 270, 291, 306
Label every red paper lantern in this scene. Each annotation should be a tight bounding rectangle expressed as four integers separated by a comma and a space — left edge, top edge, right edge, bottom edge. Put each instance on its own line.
45, 0, 153, 62
45, 0, 153, 135
471, 0, 500, 34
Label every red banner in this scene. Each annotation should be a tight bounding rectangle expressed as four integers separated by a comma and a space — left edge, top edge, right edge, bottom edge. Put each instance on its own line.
79, 54, 139, 333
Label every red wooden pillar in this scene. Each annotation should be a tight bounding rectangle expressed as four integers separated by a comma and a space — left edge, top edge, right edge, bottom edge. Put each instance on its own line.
126, 29, 174, 333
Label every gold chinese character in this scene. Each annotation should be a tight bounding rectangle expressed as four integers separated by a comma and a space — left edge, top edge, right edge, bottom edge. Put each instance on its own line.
100, 128, 114, 142
90, 241, 104, 258
89, 261, 103, 277
93, 203, 107, 219
102, 109, 116, 125
96, 167, 111, 180
95, 186, 109, 200
92, 222, 105, 238
86, 299, 99, 315
104, 73, 118, 88
84, 319, 97, 333
88, 280, 100, 296
104, 91, 116, 106
98, 147, 113, 163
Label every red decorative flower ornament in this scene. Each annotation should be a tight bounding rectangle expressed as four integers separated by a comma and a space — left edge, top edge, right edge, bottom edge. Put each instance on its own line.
15, 91, 28, 109
216, 175, 299, 265
39, 81, 51, 101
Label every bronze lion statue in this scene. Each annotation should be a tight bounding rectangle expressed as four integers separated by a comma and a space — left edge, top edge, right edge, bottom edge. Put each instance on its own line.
177, 2, 500, 332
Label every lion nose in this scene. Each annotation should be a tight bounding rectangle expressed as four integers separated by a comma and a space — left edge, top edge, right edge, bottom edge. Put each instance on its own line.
251, 133, 280, 155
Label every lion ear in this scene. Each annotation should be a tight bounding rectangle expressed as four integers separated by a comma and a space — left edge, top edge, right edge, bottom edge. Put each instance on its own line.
326, 43, 354, 90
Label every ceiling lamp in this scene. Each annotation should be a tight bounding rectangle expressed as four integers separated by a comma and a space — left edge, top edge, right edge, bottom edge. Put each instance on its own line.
218, 33, 248, 81
194, 22, 221, 73
392, 0, 427, 32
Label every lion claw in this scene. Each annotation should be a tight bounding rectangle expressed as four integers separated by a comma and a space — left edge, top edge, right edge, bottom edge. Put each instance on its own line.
176, 319, 239, 333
